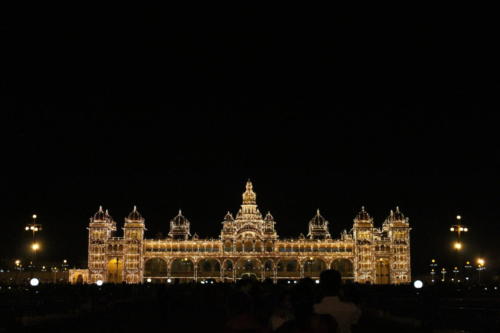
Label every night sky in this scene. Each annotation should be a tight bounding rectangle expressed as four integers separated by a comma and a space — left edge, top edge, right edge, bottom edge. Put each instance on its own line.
2, 5, 499, 275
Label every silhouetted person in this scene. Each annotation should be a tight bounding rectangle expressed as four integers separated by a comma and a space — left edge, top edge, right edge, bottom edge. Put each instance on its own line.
224, 291, 268, 333
314, 270, 360, 333
276, 283, 337, 333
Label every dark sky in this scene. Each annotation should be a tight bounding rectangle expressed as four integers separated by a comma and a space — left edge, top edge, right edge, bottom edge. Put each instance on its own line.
2, 5, 499, 275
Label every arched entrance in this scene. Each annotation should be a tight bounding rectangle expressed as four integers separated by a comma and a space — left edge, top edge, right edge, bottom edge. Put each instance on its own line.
170, 258, 194, 280
375, 259, 390, 284
144, 258, 168, 277
277, 259, 300, 279
263, 259, 274, 279
197, 259, 221, 279
331, 258, 354, 280
303, 258, 326, 278
235, 258, 261, 279
222, 260, 234, 280
107, 258, 124, 283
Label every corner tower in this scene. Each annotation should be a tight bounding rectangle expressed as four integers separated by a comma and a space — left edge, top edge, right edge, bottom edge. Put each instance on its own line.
384, 207, 411, 283
352, 206, 375, 283
123, 206, 146, 283
88, 206, 116, 283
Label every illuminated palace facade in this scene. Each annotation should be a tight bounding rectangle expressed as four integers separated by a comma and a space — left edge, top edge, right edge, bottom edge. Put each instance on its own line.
74, 181, 411, 284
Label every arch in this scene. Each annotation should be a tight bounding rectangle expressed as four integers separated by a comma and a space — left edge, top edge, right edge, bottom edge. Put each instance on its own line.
331, 258, 354, 279
265, 241, 274, 252
303, 258, 326, 278
170, 258, 194, 278
277, 259, 300, 278
235, 258, 261, 279
222, 259, 234, 279
197, 259, 221, 278
375, 259, 390, 284
107, 258, 124, 283
244, 240, 253, 252
76, 274, 83, 284
144, 258, 168, 277
263, 259, 274, 279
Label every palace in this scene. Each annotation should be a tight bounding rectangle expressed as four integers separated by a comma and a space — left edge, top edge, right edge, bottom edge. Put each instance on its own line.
71, 181, 411, 284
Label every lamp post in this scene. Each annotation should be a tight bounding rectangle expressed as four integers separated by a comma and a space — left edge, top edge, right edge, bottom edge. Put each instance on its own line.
452, 266, 459, 282
464, 260, 473, 282
430, 259, 438, 283
450, 215, 468, 251
441, 268, 447, 282
25, 214, 42, 269
477, 258, 486, 284
450, 215, 467, 279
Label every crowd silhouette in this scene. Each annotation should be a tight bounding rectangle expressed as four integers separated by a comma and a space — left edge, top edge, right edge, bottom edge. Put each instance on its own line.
1, 269, 499, 332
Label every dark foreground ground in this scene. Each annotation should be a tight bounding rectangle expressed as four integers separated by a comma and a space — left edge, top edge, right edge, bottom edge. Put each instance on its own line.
1, 281, 499, 333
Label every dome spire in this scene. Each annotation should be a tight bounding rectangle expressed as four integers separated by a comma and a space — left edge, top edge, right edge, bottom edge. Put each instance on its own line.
242, 179, 257, 205
127, 205, 143, 221
92, 205, 106, 221
354, 206, 372, 225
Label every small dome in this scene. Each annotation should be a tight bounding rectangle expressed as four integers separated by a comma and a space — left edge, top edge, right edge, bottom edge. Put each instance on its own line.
355, 206, 371, 221
93, 206, 106, 221
265, 211, 274, 221
310, 209, 327, 226
393, 206, 405, 220
171, 209, 190, 226
388, 206, 406, 221
127, 205, 143, 221
224, 211, 234, 221
104, 209, 113, 221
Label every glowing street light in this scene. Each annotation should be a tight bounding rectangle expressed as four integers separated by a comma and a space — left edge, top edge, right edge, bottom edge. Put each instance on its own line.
477, 258, 486, 284
25, 214, 42, 268
450, 215, 468, 251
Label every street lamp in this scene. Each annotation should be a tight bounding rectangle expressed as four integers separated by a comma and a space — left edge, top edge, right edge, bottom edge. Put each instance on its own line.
477, 258, 486, 284
452, 266, 459, 282
441, 268, 447, 282
464, 260, 472, 281
450, 215, 468, 250
430, 259, 438, 283
25, 214, 42, 269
